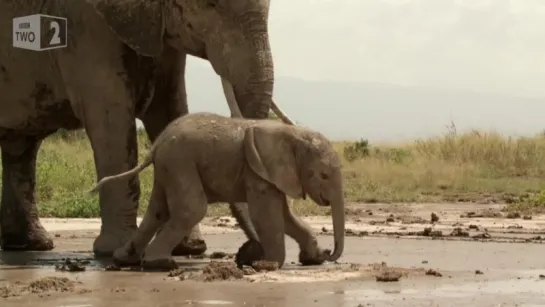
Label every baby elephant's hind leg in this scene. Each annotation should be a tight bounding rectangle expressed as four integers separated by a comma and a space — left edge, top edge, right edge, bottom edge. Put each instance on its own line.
113, 183, 167, 266
142, 169, 208, 271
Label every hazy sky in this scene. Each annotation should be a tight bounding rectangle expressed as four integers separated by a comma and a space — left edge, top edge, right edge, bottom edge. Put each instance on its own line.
164, 0, 545, 141
265, 0, 545, 98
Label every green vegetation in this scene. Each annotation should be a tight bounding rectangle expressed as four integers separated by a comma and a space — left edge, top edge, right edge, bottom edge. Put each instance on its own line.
1, 125, 544, 218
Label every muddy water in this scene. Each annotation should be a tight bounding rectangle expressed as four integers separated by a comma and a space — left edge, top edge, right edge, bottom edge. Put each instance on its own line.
2, 231, 545, 307
3, 206, 545, 307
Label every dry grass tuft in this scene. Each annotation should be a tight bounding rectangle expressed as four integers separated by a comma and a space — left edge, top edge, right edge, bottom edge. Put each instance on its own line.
1, 126, 544, 218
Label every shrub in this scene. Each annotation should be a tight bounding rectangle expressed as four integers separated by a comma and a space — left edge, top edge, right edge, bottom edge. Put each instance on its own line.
343, 138, 370, 162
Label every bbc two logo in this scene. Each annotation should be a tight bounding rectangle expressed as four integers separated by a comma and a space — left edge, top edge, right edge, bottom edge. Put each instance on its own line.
13, 14, 67, 51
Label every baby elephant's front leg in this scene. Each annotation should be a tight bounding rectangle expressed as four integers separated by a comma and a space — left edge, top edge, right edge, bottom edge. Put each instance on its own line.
282, 201, 331, 266
246, 182, 286, 267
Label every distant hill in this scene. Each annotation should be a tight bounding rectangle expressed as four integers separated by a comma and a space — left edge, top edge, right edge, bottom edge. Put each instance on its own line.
182, 61, 545, 142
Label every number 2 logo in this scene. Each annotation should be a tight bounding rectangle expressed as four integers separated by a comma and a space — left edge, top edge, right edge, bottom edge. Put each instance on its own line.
49, 21, 60, 45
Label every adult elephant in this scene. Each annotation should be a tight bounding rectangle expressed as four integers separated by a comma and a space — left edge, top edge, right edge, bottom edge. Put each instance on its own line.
0, 0, 285, 256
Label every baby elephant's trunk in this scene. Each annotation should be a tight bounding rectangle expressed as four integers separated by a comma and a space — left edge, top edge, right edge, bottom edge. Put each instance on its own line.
88, 154, 154, 194
326, 194, 345, 262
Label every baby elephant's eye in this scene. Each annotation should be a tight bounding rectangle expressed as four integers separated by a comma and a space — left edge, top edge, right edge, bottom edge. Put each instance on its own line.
320, 173, 329, 180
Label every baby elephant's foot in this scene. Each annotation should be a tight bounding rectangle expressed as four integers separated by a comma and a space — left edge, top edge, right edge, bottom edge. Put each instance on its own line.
142, 257, 178, 271
299, 247, 332, 266
235, 239, 264, 268
112, 243, 142, 267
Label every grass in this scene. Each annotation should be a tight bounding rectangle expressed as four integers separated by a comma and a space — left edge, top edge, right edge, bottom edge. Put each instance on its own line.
2, 124, 545, 218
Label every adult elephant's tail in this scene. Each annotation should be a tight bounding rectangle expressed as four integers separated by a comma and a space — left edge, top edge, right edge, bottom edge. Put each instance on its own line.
88, 154, 154, 194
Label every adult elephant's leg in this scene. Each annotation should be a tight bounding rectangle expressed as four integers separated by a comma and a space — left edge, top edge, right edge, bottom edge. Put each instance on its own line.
139, 50, 206, 256
85, 94, 140, 256
0, 135, 54, 251
58, 45, 142, 256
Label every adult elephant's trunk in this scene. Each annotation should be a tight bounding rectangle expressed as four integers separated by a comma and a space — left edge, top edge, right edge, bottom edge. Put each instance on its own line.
207, 13, 275, 120
327, 191, 345, 262
221, 78, 295, 125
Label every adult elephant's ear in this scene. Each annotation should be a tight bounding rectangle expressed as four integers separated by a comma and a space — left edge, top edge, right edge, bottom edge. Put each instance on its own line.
244, 125, 304, 199
85, 0, 165, 56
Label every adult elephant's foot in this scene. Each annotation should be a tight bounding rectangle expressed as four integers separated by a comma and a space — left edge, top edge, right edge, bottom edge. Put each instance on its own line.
0, 222, 54, 251
298, 247, 332, 266
235, 239, 263, 268
1, 135, 54, 251
170, 224, 207, 256
93, 227, 136, 257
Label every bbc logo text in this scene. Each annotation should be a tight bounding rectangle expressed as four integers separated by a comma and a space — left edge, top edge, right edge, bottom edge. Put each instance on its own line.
13, 14, 67, 51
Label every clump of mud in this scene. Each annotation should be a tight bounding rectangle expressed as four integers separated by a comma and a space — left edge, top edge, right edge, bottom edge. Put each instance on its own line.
105, 264, 122, 271
166, 268, 200, 281
0, 283, 22, 298
211, 216, 241, 230
242, 267, 257, 275
27, 277, 76, 293
366, 261, 435, 283
167, 268, 186, 278
425, 269, 442, 277
472, 232, 492, 239
450, 227, 469, 237
419, 227, 443, 237
185, 251, 236, 260
201, 261, 244, 282
344, 228, 369, 237
460, 209, 502, 218
370, 262, 405, 282
397, 215, 428, 224
209, 251, 229, 259
506, 212, 521, 219
375, 270, 402, 282
55, 258, 88, 272
251, 260, 279, 272
1, 277, 77, 297
167, 262, 246, 282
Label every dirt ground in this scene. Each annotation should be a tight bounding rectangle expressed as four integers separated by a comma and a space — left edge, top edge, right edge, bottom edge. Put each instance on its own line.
2, 202, 545, 307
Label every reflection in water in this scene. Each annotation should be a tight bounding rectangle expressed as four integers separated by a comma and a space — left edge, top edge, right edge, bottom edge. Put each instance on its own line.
187, 300, 233, 305
0, 250, 101, 267
340, 278, 545, 301
3, 250, 545, 307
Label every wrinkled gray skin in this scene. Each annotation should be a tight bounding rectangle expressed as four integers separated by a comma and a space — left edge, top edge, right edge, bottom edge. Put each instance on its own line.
0, 0, 282, 256
90, 113, 345, 270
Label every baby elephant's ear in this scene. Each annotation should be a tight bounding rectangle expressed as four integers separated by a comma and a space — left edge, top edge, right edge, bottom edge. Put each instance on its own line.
243, 126, 303, 199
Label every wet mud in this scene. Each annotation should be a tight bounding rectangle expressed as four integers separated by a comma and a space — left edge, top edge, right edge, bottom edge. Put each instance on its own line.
2, 202, 545, 306
1, 276, 78, 298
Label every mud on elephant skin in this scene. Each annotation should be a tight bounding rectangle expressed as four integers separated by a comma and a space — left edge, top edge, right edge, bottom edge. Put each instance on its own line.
89, 112, 345, 271
0, 0, 290, 256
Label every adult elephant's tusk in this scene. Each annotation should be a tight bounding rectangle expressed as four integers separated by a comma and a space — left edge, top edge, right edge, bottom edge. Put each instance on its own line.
221, 77, 243, 118
270, 99, 295, 125
220, 77, 296, 125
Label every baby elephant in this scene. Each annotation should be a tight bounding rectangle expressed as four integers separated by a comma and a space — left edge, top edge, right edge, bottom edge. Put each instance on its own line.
90, 112, 345, 270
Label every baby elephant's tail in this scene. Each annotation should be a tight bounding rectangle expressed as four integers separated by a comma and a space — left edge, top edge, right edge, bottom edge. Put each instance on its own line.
88, 154, 153, 194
